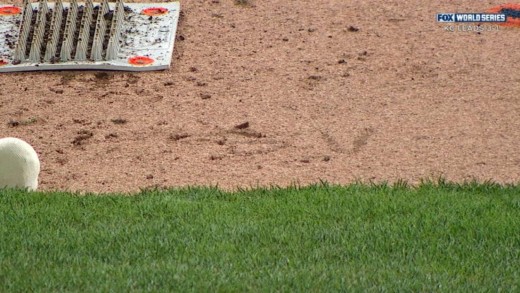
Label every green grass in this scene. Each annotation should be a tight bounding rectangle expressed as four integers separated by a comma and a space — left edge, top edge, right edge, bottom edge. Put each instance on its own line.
1, 181, 519, 292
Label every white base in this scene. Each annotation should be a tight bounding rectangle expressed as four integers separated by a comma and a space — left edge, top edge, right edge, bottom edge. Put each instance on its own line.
0, 137, 40, 191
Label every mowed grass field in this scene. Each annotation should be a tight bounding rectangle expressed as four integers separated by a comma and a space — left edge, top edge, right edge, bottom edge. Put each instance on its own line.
1, 181, 519, 292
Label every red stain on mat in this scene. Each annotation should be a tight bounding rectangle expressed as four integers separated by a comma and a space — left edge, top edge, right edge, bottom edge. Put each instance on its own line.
487, 3, 520, 27
0, 60, 8, 66
142, 7, 168, 16
0, 6, 21, 15
128, 56, 154, 66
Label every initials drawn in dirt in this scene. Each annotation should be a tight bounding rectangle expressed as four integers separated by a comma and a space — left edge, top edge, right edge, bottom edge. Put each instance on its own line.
352, 127, 374, 154
228, 121, 265, 138
320, 130, 346, 154
319, 127, 375, 155
167, 121, 289, 158
303, 75, 325, 91
72, 129, 94, 146
223, 122, 288, 157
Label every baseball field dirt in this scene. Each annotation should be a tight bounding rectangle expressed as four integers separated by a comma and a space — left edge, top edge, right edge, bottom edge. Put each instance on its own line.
1, 0, 519, 193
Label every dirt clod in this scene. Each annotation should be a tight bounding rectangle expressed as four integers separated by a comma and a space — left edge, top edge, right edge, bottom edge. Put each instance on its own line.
209, 154, 223, 160
234, 0, 253, 7
94, 72, 111, 80
234, 121, 250, 129
7, 118, 37, 127
111, 118, 127, 125
7, 120, 20, 127
105, 133, 118, 139
73, 130, 94, 146
170, 133, 190, 141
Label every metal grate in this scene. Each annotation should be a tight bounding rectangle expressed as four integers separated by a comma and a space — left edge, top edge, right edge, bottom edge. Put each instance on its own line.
0, 1, 180, 72
14, 0, 124, 63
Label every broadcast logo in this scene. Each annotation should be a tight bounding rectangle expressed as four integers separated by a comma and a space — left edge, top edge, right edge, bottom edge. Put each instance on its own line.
436, 13, 507, 23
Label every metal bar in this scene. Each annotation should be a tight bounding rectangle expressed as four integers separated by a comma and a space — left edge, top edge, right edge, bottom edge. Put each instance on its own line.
73, 0, 94, 61
28, 0, 49, 62
44, 0, 64, 62
60, 0, 78, 61
105, 0, 124, 60
13, 0, 34, 62
90, 0, 109, 61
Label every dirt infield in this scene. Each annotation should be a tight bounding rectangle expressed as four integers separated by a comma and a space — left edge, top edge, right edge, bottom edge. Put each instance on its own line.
1, 0, 519, 193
